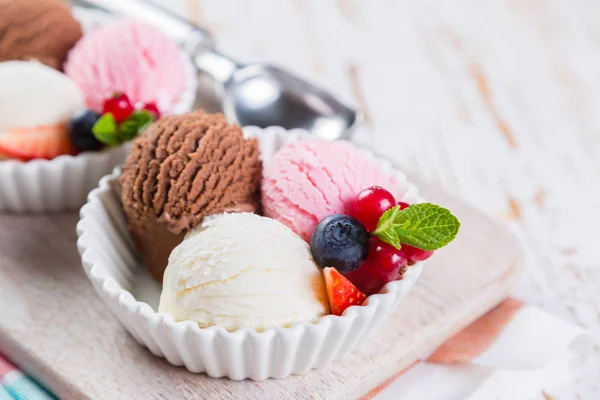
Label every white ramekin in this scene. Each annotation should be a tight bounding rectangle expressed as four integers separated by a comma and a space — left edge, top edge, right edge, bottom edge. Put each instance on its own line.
77, 127, 424, 380
0, 8, 196, 213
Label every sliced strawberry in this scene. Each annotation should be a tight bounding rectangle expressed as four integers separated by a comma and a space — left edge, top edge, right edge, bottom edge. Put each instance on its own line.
0, 124, 77, 161
323, 267, 367, 316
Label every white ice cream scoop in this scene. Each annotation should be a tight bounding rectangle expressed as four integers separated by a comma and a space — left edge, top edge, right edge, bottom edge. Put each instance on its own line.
159, 213, 330, 331
0, 61, 84, 132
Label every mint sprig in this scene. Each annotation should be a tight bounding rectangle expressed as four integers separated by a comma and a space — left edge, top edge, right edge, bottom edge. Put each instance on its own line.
92, 113, 119, 146
92, 110, 154, 146
372, 203, 460, 251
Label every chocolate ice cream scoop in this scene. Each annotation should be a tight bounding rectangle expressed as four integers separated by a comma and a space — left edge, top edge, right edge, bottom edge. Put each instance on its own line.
120, 111, 262, 281
0, 0, 83, 69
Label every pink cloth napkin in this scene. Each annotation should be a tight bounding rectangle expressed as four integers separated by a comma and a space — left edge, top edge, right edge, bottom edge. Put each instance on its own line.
366, 298, 590, 399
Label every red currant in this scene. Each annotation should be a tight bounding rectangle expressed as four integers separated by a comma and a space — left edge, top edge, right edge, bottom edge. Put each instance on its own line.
102, 93, 134, 122
348, 186, 396, 232
344, 238, 407, 295
142, 102, 161, 119
402, 244, 434, 263
398, 201, 410, 210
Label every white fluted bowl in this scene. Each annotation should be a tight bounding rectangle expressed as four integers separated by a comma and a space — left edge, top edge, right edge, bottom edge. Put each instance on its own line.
0, 147, 129, 212
76, 127, 424, 380
0, 8, 196, 213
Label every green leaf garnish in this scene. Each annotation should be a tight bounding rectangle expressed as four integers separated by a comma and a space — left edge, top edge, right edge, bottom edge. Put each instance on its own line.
118, 119, 139, 142
93, 110, 155, 147
372, 203, 460, 251
92, 113, 119, 146
119, 110, 154, 142
127, 110, 154, 131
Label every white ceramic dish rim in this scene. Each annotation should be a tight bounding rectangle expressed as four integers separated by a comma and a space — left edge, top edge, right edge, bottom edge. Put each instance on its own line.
77, 126, 424, 340
0, 146, 125, 169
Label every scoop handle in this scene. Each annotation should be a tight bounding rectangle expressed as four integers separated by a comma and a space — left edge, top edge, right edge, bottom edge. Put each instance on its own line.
70, 0, 215, 53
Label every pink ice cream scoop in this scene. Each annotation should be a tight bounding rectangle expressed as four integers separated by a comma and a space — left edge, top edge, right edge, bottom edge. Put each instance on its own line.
64, 20, 186, 114
262, 140, 407, 242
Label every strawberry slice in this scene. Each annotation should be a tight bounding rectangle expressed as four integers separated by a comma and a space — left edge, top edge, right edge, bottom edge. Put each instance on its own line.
323, 267, 367, 316
0, 124, 77, 161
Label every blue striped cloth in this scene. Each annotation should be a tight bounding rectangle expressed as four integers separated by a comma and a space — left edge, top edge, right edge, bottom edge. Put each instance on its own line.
0, 356, 56, 400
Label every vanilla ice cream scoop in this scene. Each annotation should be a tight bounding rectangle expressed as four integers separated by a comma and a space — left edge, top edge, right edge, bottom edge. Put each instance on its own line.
0, 61, 84, 132
159, 213, 330, 331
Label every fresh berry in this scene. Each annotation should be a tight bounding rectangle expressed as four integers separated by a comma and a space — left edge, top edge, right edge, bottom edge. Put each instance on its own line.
398, 201, 410, 210
402, 244, 434, 263
323, 267, 366, 316
102, 93, 134, 122
344, 238, 408, 296
68, 110, 104, 152
142, 102, 161, 119
310, 214, 369, 274
349, 186, 396, 232
0, 124, 76, 161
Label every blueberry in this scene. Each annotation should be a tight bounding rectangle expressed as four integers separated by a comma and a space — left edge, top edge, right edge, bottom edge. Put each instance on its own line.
68, 110, 104, 152
310, 214, 369, 274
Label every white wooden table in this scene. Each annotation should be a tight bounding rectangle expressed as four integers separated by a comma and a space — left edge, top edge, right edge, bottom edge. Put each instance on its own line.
153, 1, 599, 398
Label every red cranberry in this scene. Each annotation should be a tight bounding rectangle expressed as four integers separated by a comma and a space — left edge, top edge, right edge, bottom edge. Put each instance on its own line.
398, 201, 410, 210
344, 238, 408, 295
142, 102, 161, 119
402, 244, 434, 262
348, 186, 396, 232
102, 93, 134, 122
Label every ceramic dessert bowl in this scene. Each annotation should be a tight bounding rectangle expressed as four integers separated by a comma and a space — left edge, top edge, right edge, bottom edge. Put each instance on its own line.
0, 146, 128, 212
77, 127, 424, 380
0, 7, 196, 212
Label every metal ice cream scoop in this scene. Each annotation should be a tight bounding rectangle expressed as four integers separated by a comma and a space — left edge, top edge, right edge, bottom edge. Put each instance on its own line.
71, 0, 360, 140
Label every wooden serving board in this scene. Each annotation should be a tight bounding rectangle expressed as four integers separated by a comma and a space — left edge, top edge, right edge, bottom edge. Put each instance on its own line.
0, 176, 523, 400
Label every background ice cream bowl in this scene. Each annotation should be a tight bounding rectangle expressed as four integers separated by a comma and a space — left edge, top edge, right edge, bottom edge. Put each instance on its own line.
77, 127, 423, 380
0, 8, 197, 213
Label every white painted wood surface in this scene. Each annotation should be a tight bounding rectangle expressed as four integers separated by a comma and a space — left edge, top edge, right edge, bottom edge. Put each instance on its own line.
151, 0, 600, 398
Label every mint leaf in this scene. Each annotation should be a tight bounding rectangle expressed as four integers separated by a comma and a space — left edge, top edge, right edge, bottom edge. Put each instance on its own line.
374, 207, 402, 248
118, 120, 139, 143
92, 113, 119, 146
117, 111, 154, 143
128, 110, 154, 130
373, 203, 460, 251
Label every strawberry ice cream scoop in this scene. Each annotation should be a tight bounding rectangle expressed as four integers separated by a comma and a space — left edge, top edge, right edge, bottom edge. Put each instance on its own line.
261, 140, 407, 242
64, 20, 186, 114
